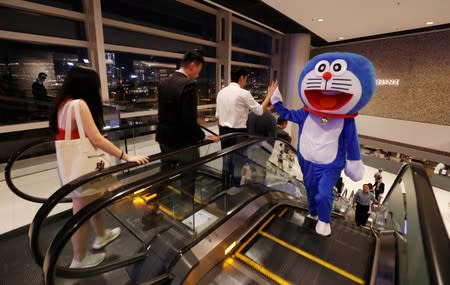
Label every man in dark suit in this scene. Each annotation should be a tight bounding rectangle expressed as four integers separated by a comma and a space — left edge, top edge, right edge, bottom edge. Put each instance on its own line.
151, 51, 219, 218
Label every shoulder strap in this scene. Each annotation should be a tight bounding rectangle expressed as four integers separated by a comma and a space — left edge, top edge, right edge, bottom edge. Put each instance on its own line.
72, 100, 87, 139
63, 101, 74, 140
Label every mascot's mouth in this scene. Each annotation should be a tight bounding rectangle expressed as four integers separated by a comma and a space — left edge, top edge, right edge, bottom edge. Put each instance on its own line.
305, 90, 353, 111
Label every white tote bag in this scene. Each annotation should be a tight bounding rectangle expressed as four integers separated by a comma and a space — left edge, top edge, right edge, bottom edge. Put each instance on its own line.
55, 100, 110, 185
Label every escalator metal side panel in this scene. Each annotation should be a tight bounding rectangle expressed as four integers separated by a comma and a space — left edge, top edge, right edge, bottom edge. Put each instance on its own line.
373, 231, 396, 285
173, 191, 306, 285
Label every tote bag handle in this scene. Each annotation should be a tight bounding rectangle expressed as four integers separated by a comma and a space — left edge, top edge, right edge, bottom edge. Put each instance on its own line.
63, 100, 88, 141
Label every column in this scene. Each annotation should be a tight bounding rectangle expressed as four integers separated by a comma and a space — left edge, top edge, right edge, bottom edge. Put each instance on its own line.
83, 0, 109, 101
280, 33, 311, 149
216, 10, 232, 90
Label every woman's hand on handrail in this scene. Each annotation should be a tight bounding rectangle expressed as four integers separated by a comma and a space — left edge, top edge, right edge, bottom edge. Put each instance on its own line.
123, 154, 150, 165
206, 135, 220, 143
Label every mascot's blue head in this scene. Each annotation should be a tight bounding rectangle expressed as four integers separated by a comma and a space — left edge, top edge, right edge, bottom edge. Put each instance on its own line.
298, 52, 376, 116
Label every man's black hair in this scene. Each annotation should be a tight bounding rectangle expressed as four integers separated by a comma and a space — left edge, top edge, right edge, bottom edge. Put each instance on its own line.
231, 68, 249, 83
180, 50, 204, 67
277, 116, 287, 125
38, 72, 47, 79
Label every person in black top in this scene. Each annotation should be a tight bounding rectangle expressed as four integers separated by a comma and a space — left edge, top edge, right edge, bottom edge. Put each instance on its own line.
247, 108, 277, 138
151, 51, 219, 218
374, 176, 385, 201
276, 116, 292, 143
32, 72, 48, 99
334, 176, 344, 196
156, 51, 218, 147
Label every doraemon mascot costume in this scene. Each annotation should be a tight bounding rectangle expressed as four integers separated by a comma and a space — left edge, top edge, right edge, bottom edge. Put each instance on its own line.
271, 52, 376, 236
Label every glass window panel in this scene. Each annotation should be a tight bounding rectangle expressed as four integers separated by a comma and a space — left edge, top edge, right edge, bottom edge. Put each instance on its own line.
231, 66, 270, 102
232, 51, 271, 66
105, 51, 216, 113
198, 107, 217, 124
26, 0, 83, 11
101, 0, 216, 41
103, 26, 215, 58
0, 7, 86, 40
232, 23, 272, 54
0, 40, 88, 125
197, 62, 216, 106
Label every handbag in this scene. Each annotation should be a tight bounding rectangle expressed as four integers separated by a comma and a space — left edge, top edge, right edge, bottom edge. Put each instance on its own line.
55, 100, 111, 185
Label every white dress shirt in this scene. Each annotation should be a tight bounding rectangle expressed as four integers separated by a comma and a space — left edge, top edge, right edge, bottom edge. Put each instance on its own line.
215, 82, 263, 128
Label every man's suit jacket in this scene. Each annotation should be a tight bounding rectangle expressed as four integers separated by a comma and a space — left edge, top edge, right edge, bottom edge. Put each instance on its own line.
374, 181, 385, 194
156, 72, 205, 148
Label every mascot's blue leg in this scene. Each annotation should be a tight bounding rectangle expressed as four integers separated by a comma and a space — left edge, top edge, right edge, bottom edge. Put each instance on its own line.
316, 168, 342, 223
300, 160, 319, 216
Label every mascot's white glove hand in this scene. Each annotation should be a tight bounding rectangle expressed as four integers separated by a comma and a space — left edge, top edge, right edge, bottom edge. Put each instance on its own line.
344, 160, 364, 181
271, 87, 283, 105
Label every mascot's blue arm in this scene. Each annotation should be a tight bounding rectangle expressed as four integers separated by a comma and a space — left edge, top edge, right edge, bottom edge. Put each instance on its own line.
273, 102, 308, 124
344, 119, 361, 161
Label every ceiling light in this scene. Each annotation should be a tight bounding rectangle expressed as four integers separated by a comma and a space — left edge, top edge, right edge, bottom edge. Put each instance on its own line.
317, 18, 324, 22
425, 21, 434, 25
337, 37, 344, 40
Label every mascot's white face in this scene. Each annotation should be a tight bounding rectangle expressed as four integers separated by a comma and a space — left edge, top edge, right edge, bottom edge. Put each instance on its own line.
300, 59, 363, 115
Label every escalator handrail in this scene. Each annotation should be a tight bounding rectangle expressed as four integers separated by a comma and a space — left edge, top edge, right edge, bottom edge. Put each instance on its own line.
3, 138, 72, 204
4, 124, 219, 204
42, 136, 265, 284
407, 163, 449, 285
29, 132, 251, 266
200, 125, 219, 136
381, 162, 449, 285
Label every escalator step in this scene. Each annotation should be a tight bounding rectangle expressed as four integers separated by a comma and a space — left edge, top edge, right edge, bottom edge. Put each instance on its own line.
259, 215, 374, 282
244, 235, 362, 285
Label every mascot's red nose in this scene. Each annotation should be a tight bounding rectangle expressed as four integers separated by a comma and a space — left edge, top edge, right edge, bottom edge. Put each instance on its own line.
323, 71, 332, 81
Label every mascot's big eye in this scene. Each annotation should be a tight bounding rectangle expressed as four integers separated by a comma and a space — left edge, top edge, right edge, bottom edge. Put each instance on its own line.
314, 60, 330, 76
330, 59, 347, 76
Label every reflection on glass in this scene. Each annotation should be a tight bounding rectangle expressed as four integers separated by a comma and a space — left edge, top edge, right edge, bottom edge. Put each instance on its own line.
105, 51, 216, 112
0, 40, 88, 125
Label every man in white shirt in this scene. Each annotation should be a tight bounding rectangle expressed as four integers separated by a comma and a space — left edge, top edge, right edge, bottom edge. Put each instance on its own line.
215, 68, 277, 148
215, 68, 277, 186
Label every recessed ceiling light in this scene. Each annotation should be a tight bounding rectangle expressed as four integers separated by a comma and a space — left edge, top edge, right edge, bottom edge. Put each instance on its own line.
425, 21, 434, 25
317, 18, 325, 22
337, 37, 344, 40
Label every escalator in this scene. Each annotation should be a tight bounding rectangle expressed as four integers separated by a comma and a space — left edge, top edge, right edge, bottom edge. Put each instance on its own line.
184, 162, 449, 285
4, 132, 449, 285
26, 135, 308, 285
198, 206, 374, 285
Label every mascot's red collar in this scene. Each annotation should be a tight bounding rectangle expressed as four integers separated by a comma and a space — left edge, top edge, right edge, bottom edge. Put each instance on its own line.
303, 106, 358, 119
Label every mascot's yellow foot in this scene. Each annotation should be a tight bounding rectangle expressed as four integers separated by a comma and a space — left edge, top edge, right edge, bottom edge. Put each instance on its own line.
315, 220, 331, 236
